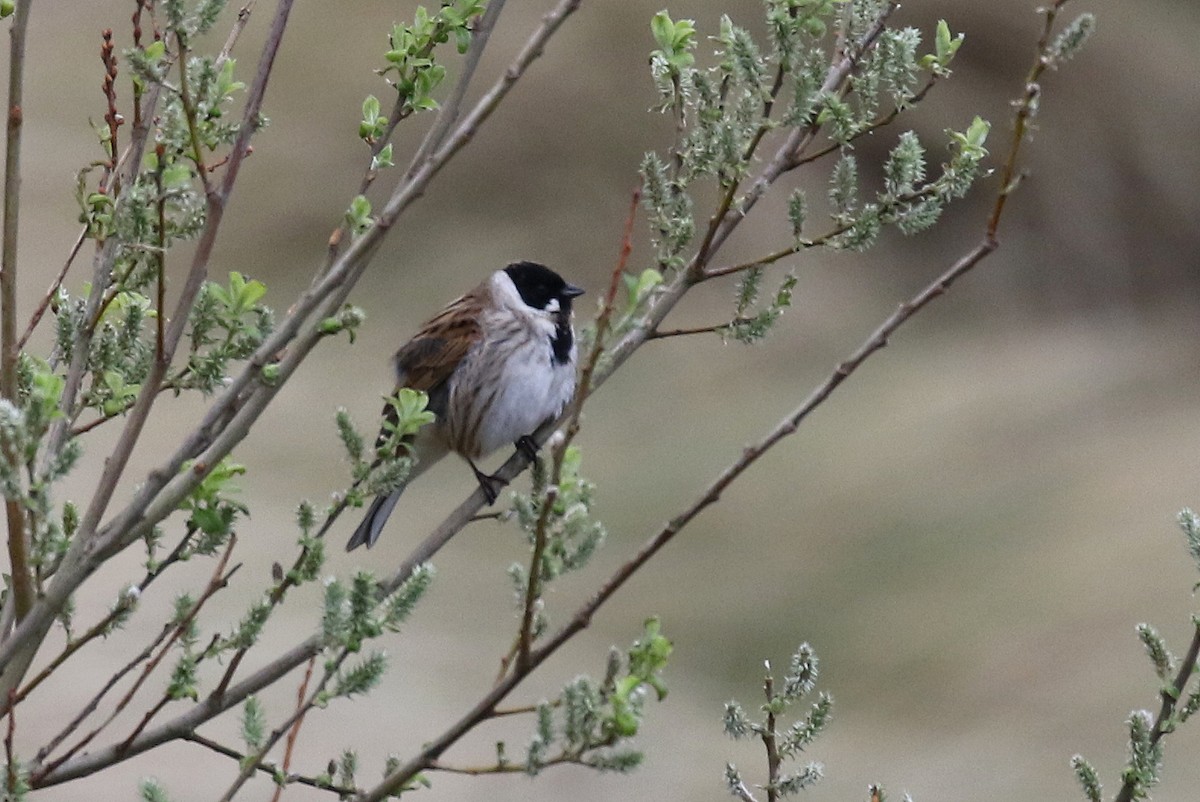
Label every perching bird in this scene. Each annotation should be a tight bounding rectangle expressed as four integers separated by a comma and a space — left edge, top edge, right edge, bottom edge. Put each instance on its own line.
345, 261, 584, 551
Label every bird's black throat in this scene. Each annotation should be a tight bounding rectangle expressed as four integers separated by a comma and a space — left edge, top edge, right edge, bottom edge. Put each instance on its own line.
550, 310, 574, 365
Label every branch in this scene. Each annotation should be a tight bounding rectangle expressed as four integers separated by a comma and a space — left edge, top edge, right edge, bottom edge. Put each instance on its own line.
182, 730, 356, 797
216, 653, 345, 802
12, 525, 198, 707
1114, 618, 1200, 802
0, 0, 296, 706
406, 0, 507, 177
1, 0, 35, 625
698, 2, 899, 266
26, 2, 590, 783
361, 7, 1064, 789
218, 0, 259, 67
268, 655, 317, 802
763, 671, 781, 802
31, 537, 239, 783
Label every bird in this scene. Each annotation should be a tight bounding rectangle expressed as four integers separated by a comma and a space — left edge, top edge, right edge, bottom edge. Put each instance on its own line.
344, 261, 585, 551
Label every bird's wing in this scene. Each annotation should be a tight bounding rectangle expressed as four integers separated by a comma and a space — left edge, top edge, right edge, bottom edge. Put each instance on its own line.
393, 292, 485, 394
370, 289, 486, 457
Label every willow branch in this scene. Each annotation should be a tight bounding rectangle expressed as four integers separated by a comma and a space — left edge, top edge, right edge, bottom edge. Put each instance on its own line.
0, 0, 296, 704
1, 0, 35, 624
26, 3, 589, 782
1114, 618, 1200, 802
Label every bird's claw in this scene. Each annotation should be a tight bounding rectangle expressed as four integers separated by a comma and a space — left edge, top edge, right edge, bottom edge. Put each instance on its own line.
469, 459, 507, 505
516, 435, 540, 462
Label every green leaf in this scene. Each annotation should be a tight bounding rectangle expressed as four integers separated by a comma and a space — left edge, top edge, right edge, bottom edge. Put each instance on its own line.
650, 11, 675, 51
934, 20, 963, 66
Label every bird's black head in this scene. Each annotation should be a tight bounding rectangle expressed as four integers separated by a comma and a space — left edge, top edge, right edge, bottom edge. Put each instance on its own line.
504, 261, 584, 312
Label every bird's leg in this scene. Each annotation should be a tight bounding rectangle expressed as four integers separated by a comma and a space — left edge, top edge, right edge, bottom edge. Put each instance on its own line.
515, 435, 540, 462
467, 458, 505, 505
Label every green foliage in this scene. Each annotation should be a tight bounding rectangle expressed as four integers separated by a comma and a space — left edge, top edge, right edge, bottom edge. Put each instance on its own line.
139, 777, 172, 802
345, 195, 374, 237
509, 447, 606, 636
1074, 506, 1200, 801
1122, 709, 1161, 798
1135, 623, 1174, 682
639, 151, 694, 270
378, 1, 486, 115
179, 456, 247, 545
322, 566, 434, 653
649, 10, 697, 82
180, 272, 274, 395
1178, 507, 1200, 574
380, 388, 436, 446
241, 696, 266, 751
521, 619, 671, 777
919, 20, 964, 76
317, 303, 366, 343
1071, 754, 1103, 802
329, 651, 388, 701
100, 584, 140, 638
724, 270, 797, 344
637, 3, 990, 346
1048, 13, 1096, 67
724, 643, 832, 799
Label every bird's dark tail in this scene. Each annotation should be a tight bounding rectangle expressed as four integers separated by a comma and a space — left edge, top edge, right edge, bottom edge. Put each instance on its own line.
345, 487, 405, 551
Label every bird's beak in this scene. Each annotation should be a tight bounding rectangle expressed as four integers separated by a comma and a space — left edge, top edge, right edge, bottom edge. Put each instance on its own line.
563, 283, 585, 298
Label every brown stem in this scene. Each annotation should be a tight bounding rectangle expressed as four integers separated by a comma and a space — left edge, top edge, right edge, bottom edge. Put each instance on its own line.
182, 730, 358, 797
763, 671, 780, 802
32, 537, 238, 782
2, 0, 35, 626
4, 689, 15, 795
649, 316, 766, 340
268, 655, 316, 802
216, 653, 346, 802
13, 526, 197, 707
16, 230, 86, 351
218, 0, 259, 66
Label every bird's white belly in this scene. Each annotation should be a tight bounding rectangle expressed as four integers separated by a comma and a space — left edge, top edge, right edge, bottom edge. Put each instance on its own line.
473, 355, 574, 456
444, 338, 576, 459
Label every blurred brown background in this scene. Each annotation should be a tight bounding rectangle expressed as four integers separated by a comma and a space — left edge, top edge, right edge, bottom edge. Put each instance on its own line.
7, 0, 1200, 799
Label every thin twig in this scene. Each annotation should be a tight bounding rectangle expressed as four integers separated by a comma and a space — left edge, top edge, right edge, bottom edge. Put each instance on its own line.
515, 486, 554, 671
430, 747, 598, 776
32, 537, 238, 782
763, 669, 781, 802
216, 654, 347, 802
407, 0, 507, 177
794, 75, 940, 168
218, 0, 259, 66
648, 320, 740, 340
16, 229, 86, 350
183, 730, 357, 797
1114, 618, 1200, 802
13, 526, 197, 707
268, 655, 317, 802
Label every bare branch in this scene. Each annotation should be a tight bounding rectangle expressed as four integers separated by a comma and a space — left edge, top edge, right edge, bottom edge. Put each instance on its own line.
1, 0, 35, 625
